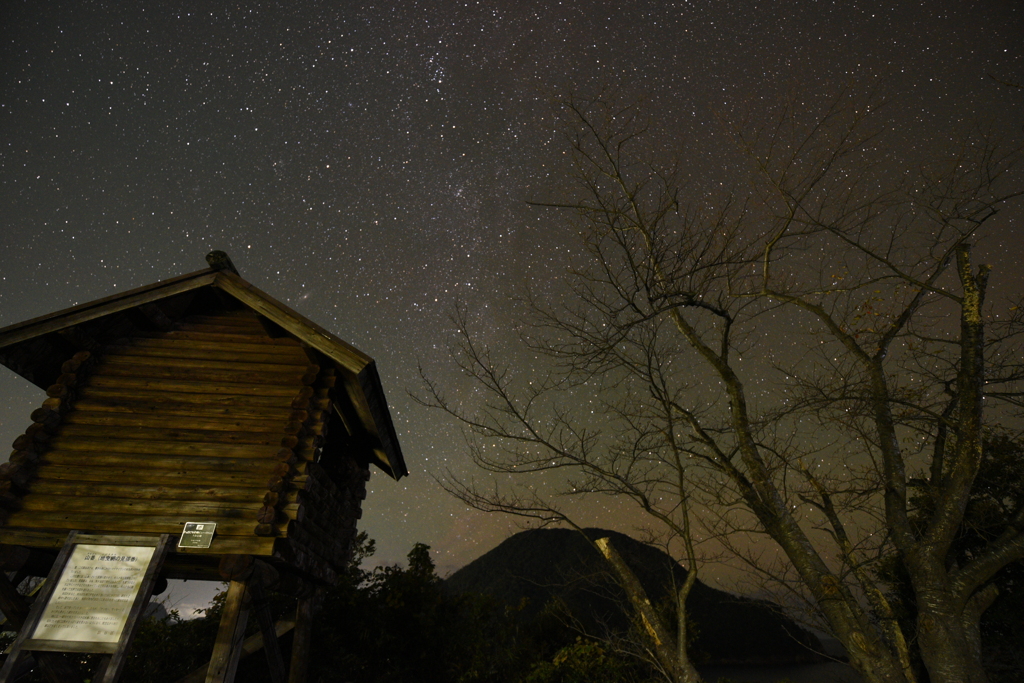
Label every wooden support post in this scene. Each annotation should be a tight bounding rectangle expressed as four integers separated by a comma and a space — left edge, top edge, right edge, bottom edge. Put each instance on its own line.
287, 592, 317, 683
204, 580, 250, 683
249, 580, 286, 683
173, 616, 295, 683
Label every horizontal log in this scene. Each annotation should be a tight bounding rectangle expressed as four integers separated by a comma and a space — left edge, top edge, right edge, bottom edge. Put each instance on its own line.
64, 411, 296, 433
181, 314, 266, 328
46, 436, 291, 459
133, 330, 302, 346
42, 449, 291, 472
173, 321, 265, 334
1, 510, 278, 537
0, 528, 279, 558
94, 362, 311, 386
19, 494, 252, 517
107, 350, 307, 370
86, 375, 304, 397
35, 464, 275, 488
17, 494, 298, 519
126, 335, 303, 355
101, 353, 312, 374
25, 479, 276, 503
54, 424, 290, 447
75, 390, 294, 412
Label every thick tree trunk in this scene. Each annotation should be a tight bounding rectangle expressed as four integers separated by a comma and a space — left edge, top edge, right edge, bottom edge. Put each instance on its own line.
595, 537, 704, 683
914, 584, 988, 683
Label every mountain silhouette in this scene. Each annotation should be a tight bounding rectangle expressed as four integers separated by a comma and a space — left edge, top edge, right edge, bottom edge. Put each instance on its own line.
445, 527, 824, 664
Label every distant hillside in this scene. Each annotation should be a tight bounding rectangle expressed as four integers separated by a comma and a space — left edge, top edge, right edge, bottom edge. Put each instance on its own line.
445, 528, 823, 665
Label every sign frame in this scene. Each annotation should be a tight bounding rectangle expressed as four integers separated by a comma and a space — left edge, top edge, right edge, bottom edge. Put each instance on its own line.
0, 531, 170, 683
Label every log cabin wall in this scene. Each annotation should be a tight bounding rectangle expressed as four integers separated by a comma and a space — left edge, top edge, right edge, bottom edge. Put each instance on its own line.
0, 307, 369, 585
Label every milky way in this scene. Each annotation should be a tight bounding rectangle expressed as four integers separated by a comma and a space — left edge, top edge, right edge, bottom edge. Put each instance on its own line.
1, 1, 1021, 579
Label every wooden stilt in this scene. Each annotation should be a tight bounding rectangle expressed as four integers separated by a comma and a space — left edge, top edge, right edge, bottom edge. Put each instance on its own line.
172, 615, 295, 683
287, 593, 317, 683
204, 580, 250, 683
249, 580, 286, 683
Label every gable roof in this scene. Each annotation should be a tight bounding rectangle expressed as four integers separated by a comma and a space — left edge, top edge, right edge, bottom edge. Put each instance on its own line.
0, 252, 407, 480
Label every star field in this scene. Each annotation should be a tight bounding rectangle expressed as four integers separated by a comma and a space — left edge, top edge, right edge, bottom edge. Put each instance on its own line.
1, 0, 1021, 582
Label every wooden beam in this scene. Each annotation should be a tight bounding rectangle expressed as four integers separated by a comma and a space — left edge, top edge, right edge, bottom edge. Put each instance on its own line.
54, 424, 292, 447
288, 594, 317, 683
132, 329, 300, 345
249, 580, 286, 683
1, 511, 278, 537
33, 464, 278, 488
213, 271, 371, 374
204, 580, 250, 683
86, 375, 301, 396
103, 344, 307, 365
25, 480, 272, 503
173, 615, 296, 683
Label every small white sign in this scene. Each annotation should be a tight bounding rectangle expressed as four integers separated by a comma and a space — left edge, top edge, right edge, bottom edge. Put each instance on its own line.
177, 521, 217, 549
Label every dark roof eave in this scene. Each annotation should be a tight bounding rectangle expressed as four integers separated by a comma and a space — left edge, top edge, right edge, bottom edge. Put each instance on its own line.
0, 268, 218, 350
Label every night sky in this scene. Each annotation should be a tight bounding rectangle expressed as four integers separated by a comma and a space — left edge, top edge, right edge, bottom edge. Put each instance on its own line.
2, 0, 1022, 605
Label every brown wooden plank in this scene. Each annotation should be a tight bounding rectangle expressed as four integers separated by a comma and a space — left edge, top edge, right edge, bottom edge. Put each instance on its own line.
0, 528, 278, 557
75, 390, 294, 412
288, 597, 315, 683
101, 353, 310, 373
33, 464, 276, 488
55, 424, 289, 446
64, 411, 294, 433
1, 511, 275, 536
248, 581, 287, 683
125, 337, 303, 358
174, 322, 265, 335
86, 375, 302, 396
182, 314, 265, 328
204, 580, 250, 683
46, 436, 289, 458
131, 330, 303, 347
17, 494, 295, 519
94, 362, 309, 385
25, 480, 274, 503
103, 344, 308, 365
42, 449, 289, 471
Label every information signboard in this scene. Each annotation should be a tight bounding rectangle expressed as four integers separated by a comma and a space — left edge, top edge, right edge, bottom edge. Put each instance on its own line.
30, 543, 157, 644
0, 532, 169, 683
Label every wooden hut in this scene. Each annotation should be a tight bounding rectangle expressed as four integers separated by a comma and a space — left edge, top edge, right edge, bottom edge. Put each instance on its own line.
0, 252, 407, 682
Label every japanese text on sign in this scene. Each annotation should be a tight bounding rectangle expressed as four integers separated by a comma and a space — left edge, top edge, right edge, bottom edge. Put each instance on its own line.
31, 543, 156, 643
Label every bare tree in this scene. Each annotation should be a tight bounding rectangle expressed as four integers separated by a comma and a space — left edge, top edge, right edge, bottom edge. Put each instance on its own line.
420, 88, 1023, 683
